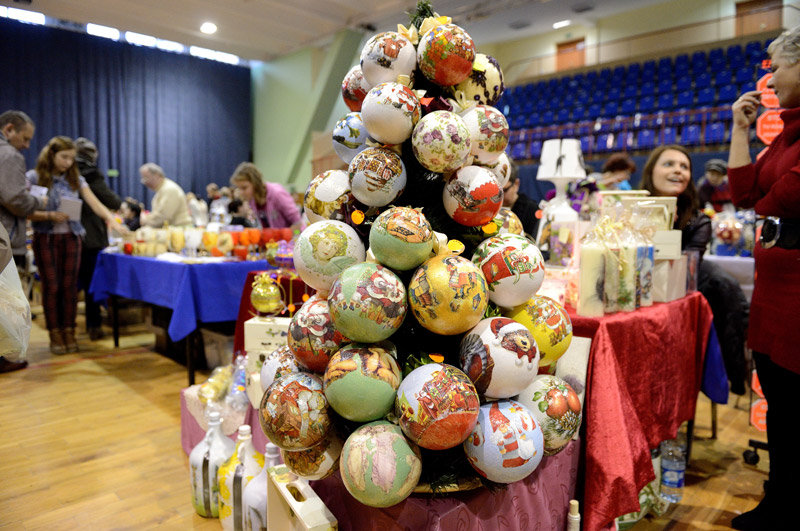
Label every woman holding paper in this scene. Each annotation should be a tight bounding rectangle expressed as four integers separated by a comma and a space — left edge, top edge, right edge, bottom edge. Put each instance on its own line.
27, 136, 128, 354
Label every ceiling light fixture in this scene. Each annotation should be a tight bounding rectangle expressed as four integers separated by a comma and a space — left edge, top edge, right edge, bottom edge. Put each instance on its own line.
125, 31, 157, 47
86, 23, 120, 40
200, 22, 217, 35
6, 7, 45, 25
553, 19, 571, 29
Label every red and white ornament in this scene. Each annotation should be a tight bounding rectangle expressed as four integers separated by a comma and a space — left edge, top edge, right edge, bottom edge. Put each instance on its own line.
361, 82, 421, 145
360, 32, 416, 87
341, 65, 370, 112
461, 105, 509, 164
442, 165, 503, 227
417, 24, 475, 87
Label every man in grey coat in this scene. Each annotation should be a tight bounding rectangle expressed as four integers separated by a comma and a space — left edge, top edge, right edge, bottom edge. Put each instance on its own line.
0, 110, 44, 268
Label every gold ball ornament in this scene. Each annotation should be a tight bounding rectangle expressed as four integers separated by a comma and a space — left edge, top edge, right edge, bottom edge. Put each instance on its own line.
503, 295, 572, 370
250, 274, 286, 316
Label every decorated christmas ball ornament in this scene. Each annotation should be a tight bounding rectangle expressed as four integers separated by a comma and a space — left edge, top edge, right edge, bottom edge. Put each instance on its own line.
348, 147, 407, 207
411, 110, 472, 174
323, 344, 402, 422
369, 207, 434, 271
450, 53, 505, 106
472, 233, 546, 308
480, 151, 512, 188
395, 363, 480, 450
328, 262, 407, 343
417, 24, 476, 87
716, 219, 743, 244
260, 345, 302, 393
504, 295, 573, 371
361, 82, 421, 145
341, 64, 370, 112
281, 431, 343, 481
442, 165, 503, 227
459, 317, 539, 398
259, 372, 330, 451
461, 105, 509, 164
463, 400, 545, 483
340, 421, 422, 508
293, 220, 365, 294
332, 113, 369, 165
492, 207, 524, 236
288, 295, 349, 373
359, 32, 417, 88
517, 375, 582, 456
408, 253, 488, 335
250, 273, 285, 315
303, 169, 352, 224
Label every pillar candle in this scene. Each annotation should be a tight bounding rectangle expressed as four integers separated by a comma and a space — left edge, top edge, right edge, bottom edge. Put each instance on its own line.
578, 241, 605, 317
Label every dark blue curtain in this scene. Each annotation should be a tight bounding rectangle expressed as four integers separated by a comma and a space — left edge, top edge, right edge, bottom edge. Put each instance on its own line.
0, 18, 251, 204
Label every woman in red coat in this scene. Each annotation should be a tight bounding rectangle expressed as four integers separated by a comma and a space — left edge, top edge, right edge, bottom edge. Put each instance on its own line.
728, 27, 800, 530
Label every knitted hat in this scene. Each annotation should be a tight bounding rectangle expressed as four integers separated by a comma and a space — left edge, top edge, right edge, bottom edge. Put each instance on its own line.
75, 137, 98, 163
704, 158, 727, 174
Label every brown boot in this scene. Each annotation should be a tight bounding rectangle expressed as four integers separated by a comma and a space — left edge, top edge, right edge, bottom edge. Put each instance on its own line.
49, 330, 66, 355
63, 328, 79, 353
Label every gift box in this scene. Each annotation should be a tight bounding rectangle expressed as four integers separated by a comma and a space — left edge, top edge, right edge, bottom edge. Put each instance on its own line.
653, 230, 682, 260
244, 316, 292, 354
652, 255, 687, 303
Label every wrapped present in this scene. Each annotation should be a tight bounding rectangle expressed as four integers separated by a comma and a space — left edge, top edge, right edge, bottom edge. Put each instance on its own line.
652, 256, 687, 303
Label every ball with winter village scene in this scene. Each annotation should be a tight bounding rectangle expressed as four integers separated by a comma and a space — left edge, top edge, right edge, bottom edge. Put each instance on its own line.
411, 110, 472, 174
332, 112, 369, 165
340, 420, 422, 508
463, 399, 545, 483
491, 207, 524, 236
259, 372, 330, 451
442, 165, 503, 227
472, 233, 545, 308
303, 170, 352, 224
323, 343, 402, 422
348, 147, 407, 207
461, 105, 509, 164
327, 262, 407, 343
459, 317, 539, 398
450, 53, 505, 106
480, 151, 512, 188
260, 345, 302, 393
504, 295, 573, 371
359, 31, 417, 87
341, 64, 370, 112
360, 82, 421, 145
293, 220, 365, 294
516, 374, 582, 456
408, 254, 488, 335
281, 431, 343, 481
288, 294, 349, 373
417, 24, 476, 87
369, 206, 434, 271
395, 363, 480, 450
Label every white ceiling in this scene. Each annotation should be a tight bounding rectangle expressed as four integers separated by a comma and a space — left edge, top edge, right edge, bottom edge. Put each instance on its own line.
1, 0, 668, 62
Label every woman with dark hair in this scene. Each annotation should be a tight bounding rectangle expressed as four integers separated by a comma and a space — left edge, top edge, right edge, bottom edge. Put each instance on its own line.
27, 136, 127, 354
599, 153, 636, 190
726, 25, 800, 530
229, 162, 301, 231
640, 144, 711, 257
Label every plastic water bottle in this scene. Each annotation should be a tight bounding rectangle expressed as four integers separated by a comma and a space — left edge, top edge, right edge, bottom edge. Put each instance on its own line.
660, 439, 685, 503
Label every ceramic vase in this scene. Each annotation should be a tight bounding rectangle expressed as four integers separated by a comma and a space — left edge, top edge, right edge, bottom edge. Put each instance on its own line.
188, 410, 235, 518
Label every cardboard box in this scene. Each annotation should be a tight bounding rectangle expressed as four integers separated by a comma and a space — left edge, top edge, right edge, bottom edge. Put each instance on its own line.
244, 316, 291, 354
653, 255, 687, 303
653, 230, 682, 260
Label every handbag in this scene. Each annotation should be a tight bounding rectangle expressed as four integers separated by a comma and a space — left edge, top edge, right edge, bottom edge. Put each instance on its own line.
0, 260, 32, 359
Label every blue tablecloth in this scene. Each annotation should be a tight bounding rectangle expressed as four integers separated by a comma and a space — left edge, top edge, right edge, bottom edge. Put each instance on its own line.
90, 253, 271, 341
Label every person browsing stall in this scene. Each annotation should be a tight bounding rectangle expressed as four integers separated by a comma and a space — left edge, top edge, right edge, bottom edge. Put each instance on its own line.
229, 162, 301, 231
139, 163, 193, 228
698, 158, 734, 213
501, 158, 539, 237
726, 26, 800, 531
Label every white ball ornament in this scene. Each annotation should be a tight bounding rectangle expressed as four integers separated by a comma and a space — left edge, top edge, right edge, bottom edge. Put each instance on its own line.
360, 82, 421, 145
360, 32, 417, 87
348, 147, 407, 207
293, 220, 365, 294
331, 112, 369, 164
479, 151, 511, 188
517, 375, 583, 456
459, 317, 539, 398
303, 170, 352, 224
411, 110, 472, 174
472, 233, 546, 308
341, 64, 370, 112
461, 105, 509, 164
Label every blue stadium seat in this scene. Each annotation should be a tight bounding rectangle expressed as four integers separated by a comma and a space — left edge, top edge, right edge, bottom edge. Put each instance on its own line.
613, 65, 626, 79
556, 108, 571, 124
577, 121, 594, 136
639, 95, 655, 113
615, 131, 634, 151
586, 71, 598, 84
561, 124, 577, 137
547, 79, 559, 91
657, 79, 673, 95
709, 48, 725, 67
658, 93, 675, 110
676, 90, 694, 108
704, 122, 726, 144
529, 140, 543, 159
588, 103, 602, 120
669, 110, 690, 127
628, 63, 642, 76
590, 91, 605, 105
691, 107, 713, 124
580, 135, 594, 154
540, 110, 554, 125
675, 53, 690, 68
682, 124, 702, 146
656, 68, 673, 82
525, 114, 540, 128
643, 59, 657, 72
715, 69, 733, 86
623, 84, 638, 99
727, 44, 744, 60
544, 125, 560, 139
740, 81, 756, 94
735, 66, 754, 84
611, 117, 628, 132
573, 73, 585, 85
640, 82, 656, 96
691, 50, 706, 65
620, 98, 637, 115
728, 53, 745, 70
695, 72, 712, 89
745, 41, 762, 61
605, 87, 621, 101
603, 101, 620, 118
717, 107, 733, 121
662, 126, 677, 144
637, 128, 657, 150
599, 68, 612, 80
675, 76, 692, 92
658, 57, 672, 70
510, 142, 527, 160
595, 133, 613, 153
697, 87, 715, 106
717, 84, 738, 104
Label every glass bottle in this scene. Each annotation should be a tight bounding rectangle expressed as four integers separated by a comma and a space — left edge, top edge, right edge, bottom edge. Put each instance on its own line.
218, 425, 265, 531
189, 410, 235, 518
242, 442, 280, 531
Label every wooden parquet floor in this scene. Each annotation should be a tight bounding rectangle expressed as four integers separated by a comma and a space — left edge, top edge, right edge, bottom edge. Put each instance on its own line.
0, 302, 768, 529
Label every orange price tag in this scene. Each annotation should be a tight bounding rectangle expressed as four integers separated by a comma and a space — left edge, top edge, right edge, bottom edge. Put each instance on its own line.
757, 74, 780, 109
751, 369, 764, 398
750, 398, 768, 432
757, 109, 783, 144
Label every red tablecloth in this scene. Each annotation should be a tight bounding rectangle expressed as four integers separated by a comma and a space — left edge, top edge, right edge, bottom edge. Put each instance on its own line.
233, 269, 314, 355
573, 292, 713, 531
